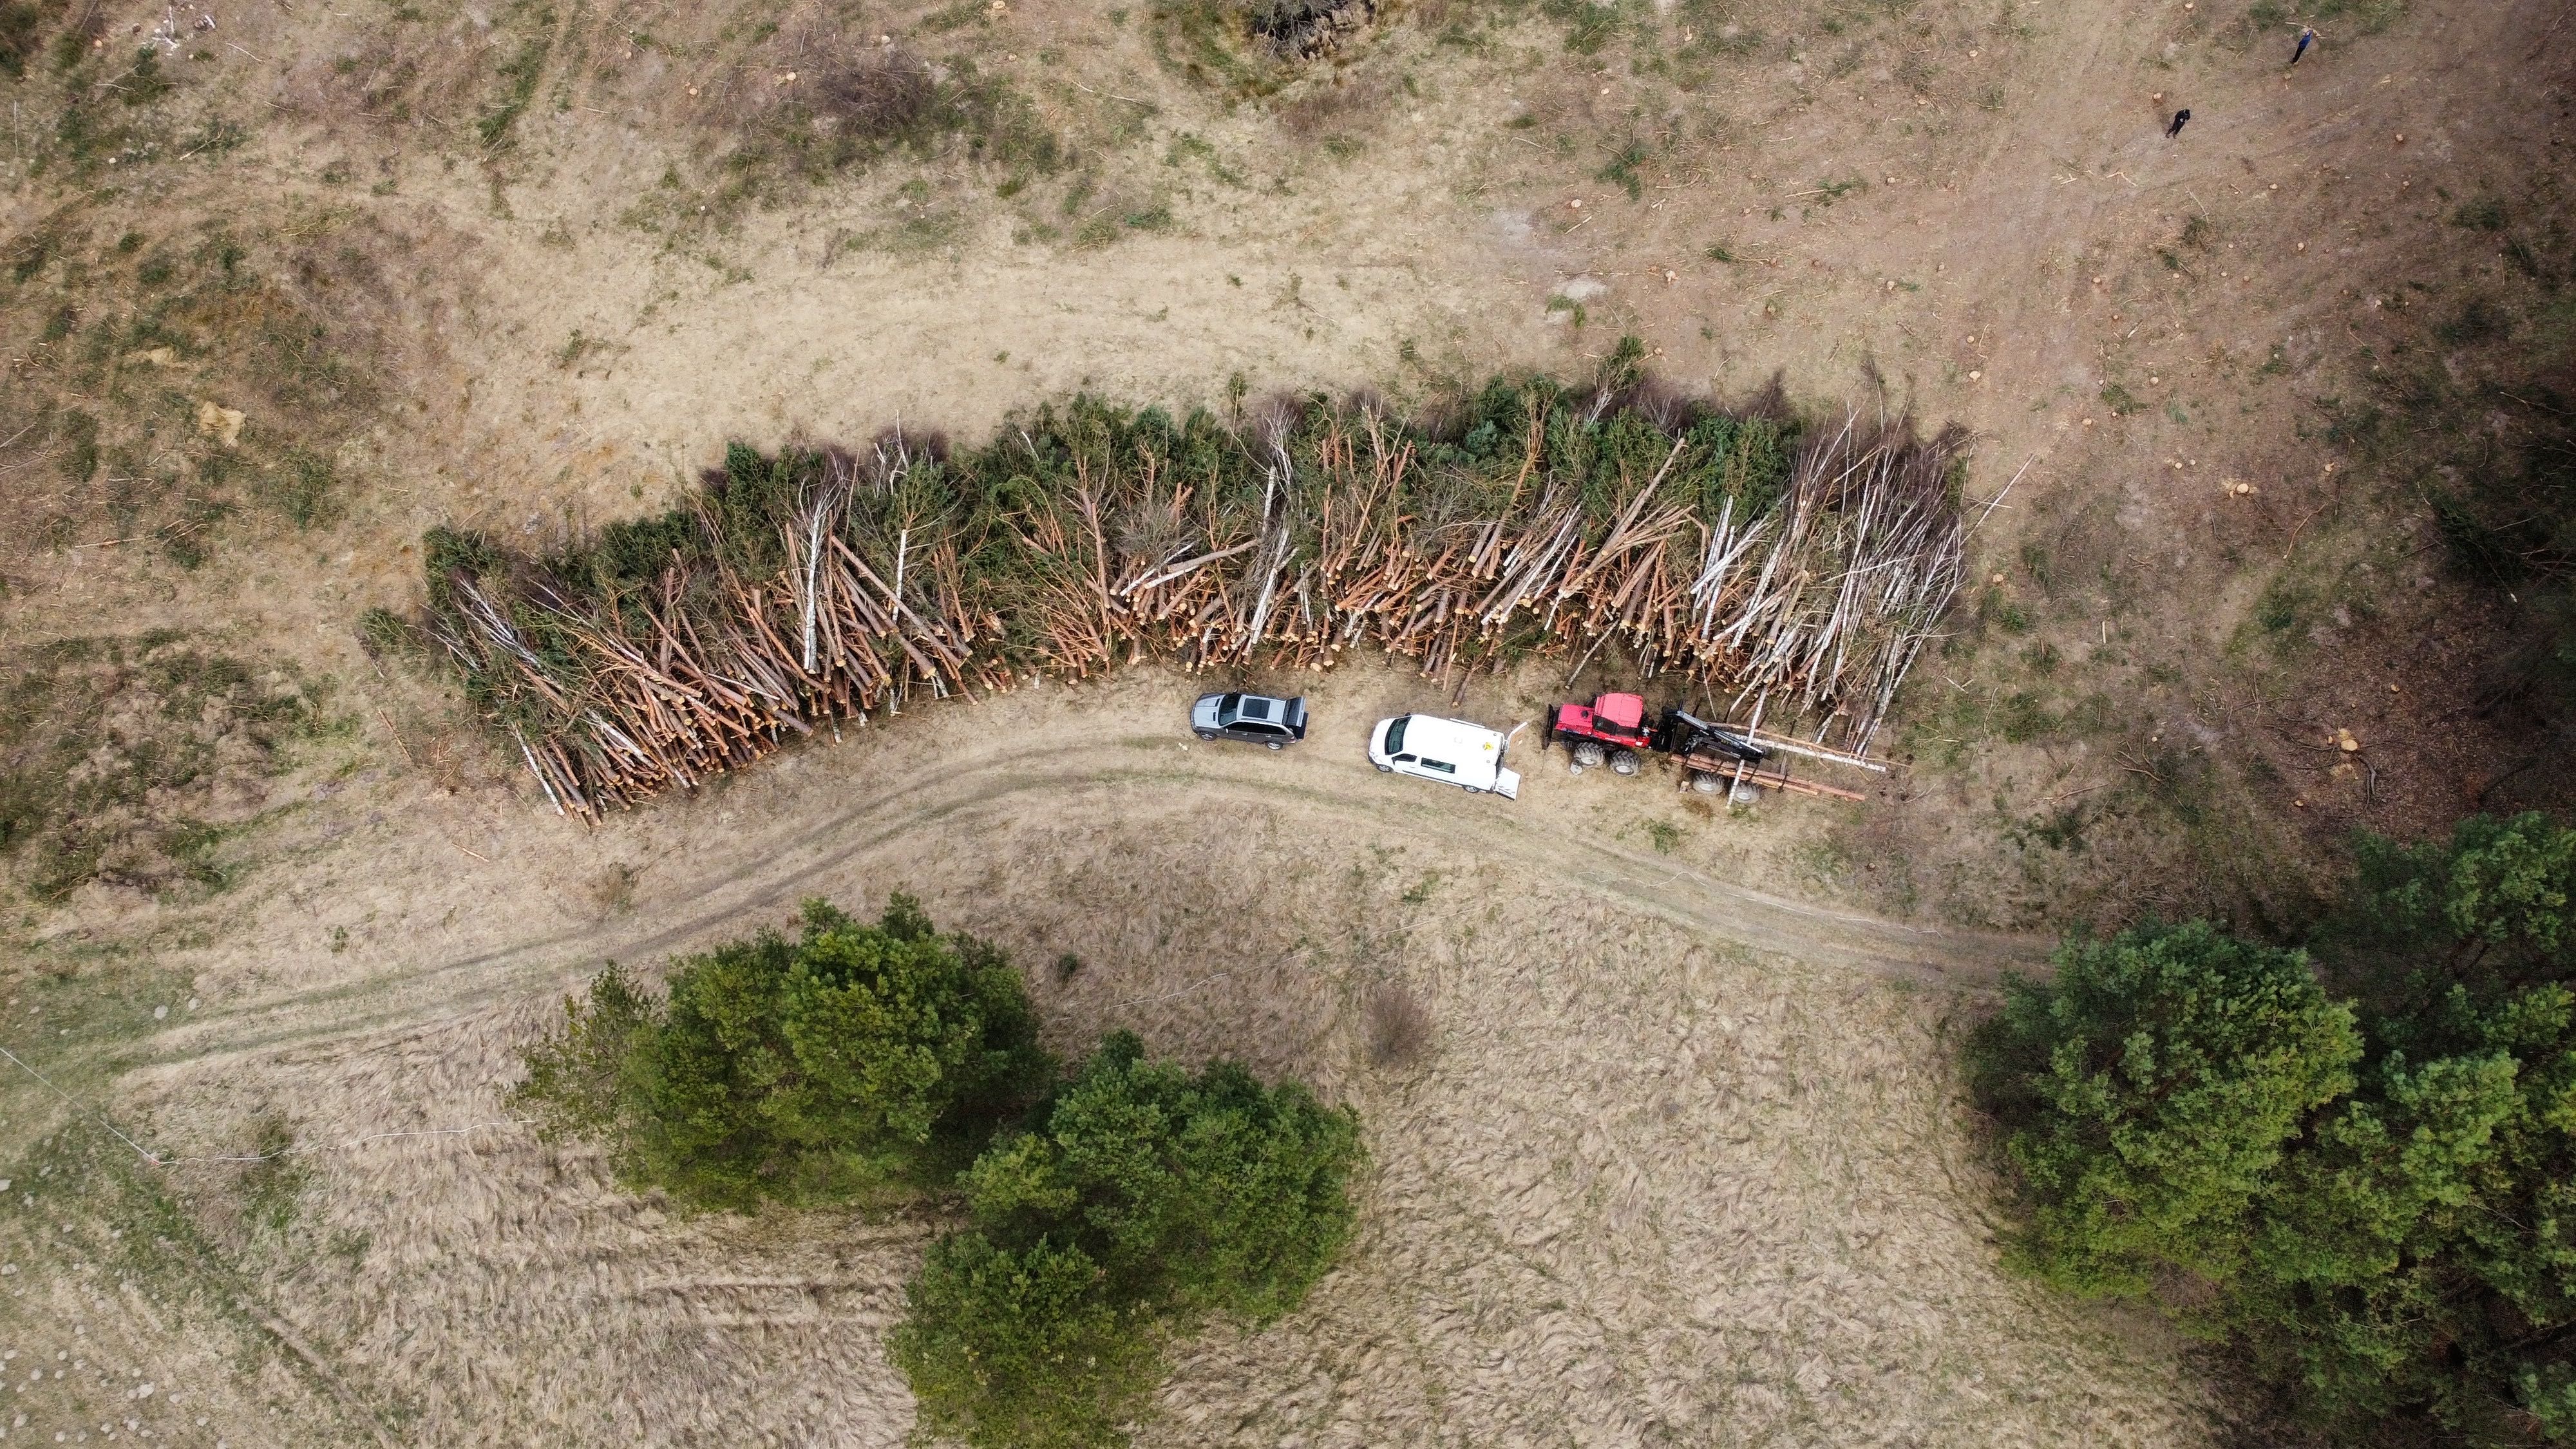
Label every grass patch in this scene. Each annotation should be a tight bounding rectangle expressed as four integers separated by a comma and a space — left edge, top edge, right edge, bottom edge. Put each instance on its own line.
1, 204, 390, 571
236, 1113, 310, 1233
1598, 138, 1650, 200
2374, 222, 2576, 720
0, 1072, 398, 1439
1544, 0, 1627, 54
259, 448, 341, 529
2435, 296, 2508, 348
2453, 195, 2507, 232
0, 0, 68, 78
0, 634, 316, 903
1145, 0, 1299, 95
1363, 980, 1431, 1066
2303, 0, 2407, 33
708, 48, 1061, 214
1808, 175, 1867, 207
475, 4, 556, 150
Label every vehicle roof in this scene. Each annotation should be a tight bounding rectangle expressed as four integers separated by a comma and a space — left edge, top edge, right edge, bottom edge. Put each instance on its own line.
1592, 692, 1646, 728
1392, 714, 1505, 755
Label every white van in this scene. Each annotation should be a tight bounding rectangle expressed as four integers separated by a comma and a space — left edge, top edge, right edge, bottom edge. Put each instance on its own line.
1367, 714, 1522, 799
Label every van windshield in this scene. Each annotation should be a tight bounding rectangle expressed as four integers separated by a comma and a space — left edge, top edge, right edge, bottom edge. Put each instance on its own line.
1384, 716, 1408, 755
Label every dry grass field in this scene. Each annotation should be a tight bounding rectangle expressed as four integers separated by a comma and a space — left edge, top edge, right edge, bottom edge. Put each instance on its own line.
1, 0, 2570, 1442
20, 663, 2235, 1446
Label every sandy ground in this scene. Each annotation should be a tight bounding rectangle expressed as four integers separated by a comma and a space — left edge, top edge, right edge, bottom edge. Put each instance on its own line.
3, 0, 2570, 1442
5, 0, 2556, 923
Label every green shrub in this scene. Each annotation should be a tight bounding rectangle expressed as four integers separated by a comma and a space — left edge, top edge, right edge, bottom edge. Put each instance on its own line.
119, 46, 171, 104
895, 1030, 1363, 1447
2282, 815, 2576, 1435
2233, 988, 2570, 1433
892, 1234, 1157, 1449
1969, 922, 2362, 1296
2336, 811, 2576, 986
355, 606, 415, 660
1597, 139, 1649, 200
513, 894, 1050, 1209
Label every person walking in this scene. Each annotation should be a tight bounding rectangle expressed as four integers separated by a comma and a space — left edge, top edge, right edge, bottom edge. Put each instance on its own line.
2166, 108, 2192, 138
2291, 25, 2316, 64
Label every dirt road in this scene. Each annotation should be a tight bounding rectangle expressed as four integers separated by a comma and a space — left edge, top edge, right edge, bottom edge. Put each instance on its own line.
147, 660, 2043, 1075
46, 661, 2219, 1449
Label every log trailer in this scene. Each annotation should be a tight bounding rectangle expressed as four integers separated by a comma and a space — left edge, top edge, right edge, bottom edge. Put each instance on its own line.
1655, 709, 1881, 802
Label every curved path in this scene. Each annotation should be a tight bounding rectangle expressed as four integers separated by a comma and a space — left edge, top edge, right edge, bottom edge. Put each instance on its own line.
157, 701, 2049, 1071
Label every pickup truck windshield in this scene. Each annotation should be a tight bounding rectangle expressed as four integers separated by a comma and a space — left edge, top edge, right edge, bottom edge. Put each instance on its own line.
1384, 717, 1408, 755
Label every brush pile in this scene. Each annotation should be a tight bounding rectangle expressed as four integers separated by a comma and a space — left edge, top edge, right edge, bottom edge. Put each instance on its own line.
1251, 0, 1379, 60
414, 370, 1969, 817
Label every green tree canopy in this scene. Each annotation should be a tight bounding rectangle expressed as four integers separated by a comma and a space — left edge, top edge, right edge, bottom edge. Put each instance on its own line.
892, 1031, 1364, 1448
513, 893, 1048, 1209
1970, 921, 2363, 1297
890, 1233, 1151, 1449
2237, 980, 2576, 1440
1978, 840, 2576, 1444
2346, 811, 2576, 988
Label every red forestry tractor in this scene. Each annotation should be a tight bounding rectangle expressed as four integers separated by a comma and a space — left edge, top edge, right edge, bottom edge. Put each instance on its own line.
1546, 692, 1653, 775
1547, 692, 1887, 802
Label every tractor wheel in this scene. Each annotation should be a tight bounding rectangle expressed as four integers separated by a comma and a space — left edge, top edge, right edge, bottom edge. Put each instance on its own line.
1690, 771, 1722, 795
1571, 741, 1606, 770
1609, 748, 1642, 776
1567, 761, 1586, 777
1267, 739, 1285, 751
1197, 731, 1217, 741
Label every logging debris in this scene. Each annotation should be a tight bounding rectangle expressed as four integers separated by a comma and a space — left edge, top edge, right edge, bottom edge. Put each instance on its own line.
412, 378, 1969, 818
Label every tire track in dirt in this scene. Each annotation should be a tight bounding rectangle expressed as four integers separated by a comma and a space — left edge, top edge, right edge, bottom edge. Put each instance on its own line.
158, 735, 2046, 1070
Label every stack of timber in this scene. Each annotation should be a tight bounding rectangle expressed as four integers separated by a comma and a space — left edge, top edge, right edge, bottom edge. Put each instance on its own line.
413, 377, 1970, 818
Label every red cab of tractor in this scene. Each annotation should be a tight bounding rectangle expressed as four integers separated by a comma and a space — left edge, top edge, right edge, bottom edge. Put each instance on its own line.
1548, 692, 1651, 775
